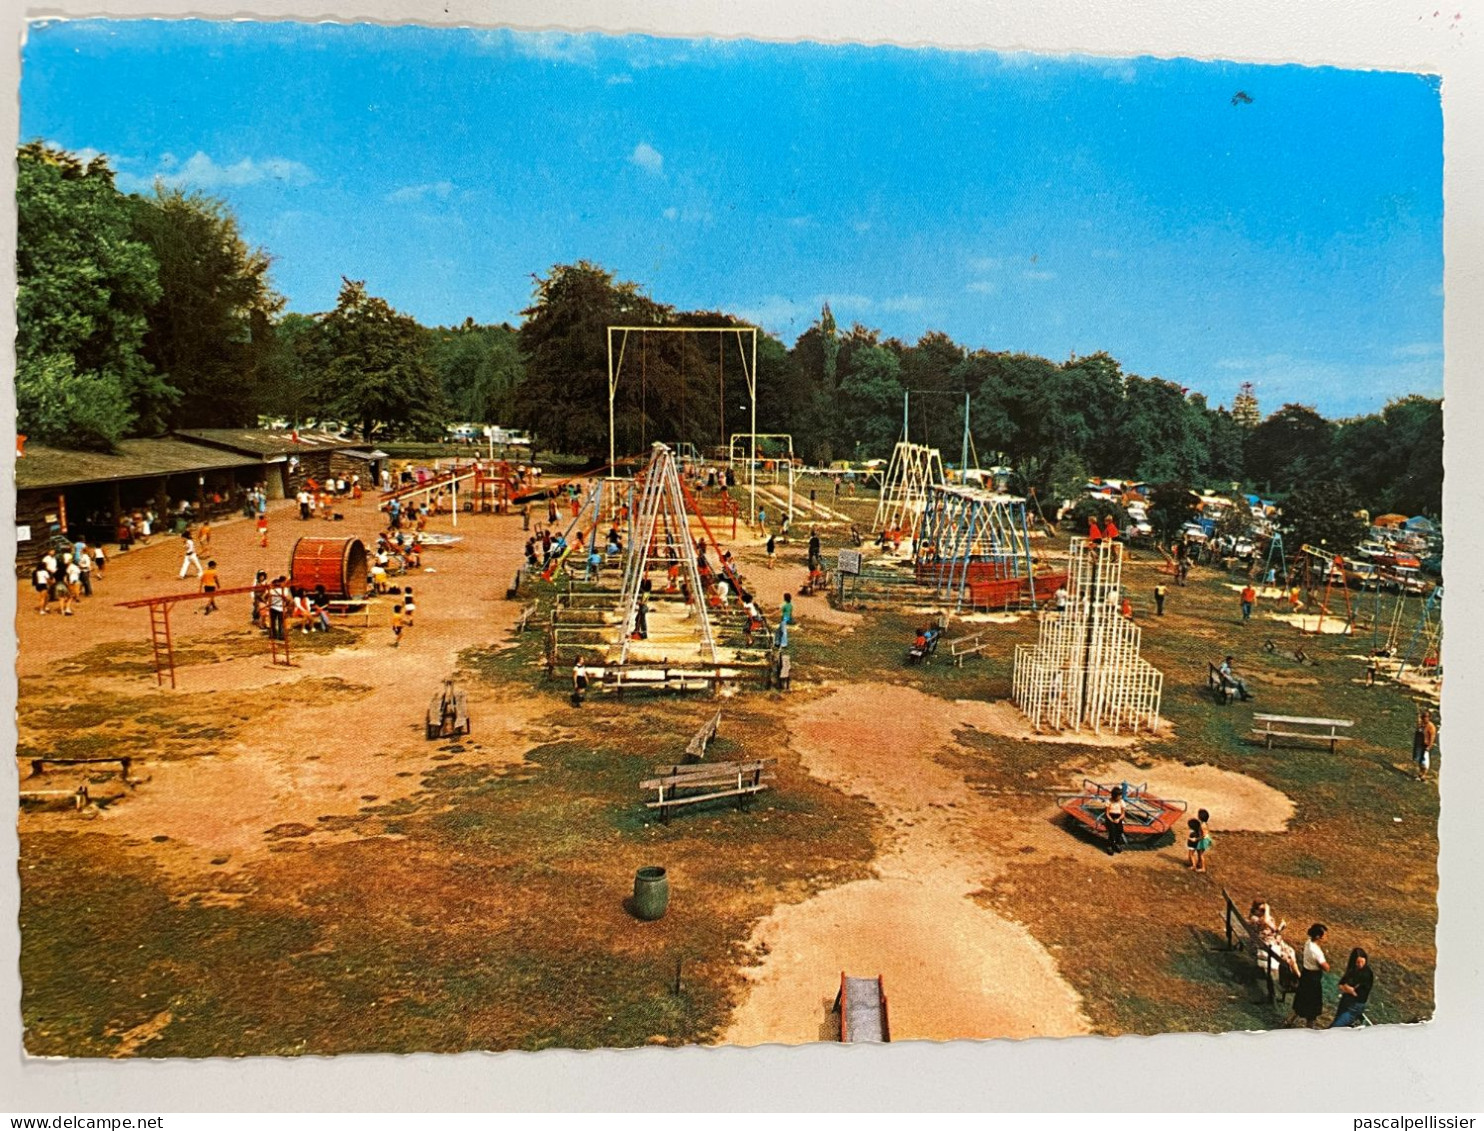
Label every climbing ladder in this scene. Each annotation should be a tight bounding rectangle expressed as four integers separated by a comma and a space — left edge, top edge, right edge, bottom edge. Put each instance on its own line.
147, 603, 176, 690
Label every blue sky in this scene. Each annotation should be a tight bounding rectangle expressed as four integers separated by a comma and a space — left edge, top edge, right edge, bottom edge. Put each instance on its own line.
20, 20, 1443, 417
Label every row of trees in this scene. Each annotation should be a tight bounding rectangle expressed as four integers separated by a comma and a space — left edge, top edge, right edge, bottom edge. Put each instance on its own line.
16, 143, 519, 450
16, 143, 1443, 521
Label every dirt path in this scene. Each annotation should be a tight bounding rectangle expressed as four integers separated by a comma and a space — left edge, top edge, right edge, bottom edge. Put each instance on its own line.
17, 492, 561, 885
721, 682, 1092, 1044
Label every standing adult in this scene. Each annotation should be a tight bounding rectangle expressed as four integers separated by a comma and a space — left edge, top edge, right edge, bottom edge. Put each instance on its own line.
1103, 785, 1127, 856
781, 593, 794, 627
1154, 583, 1168, 616
1241, 582, 1257, 623
572, 659, 589, 706
1412, 709, 1438, 782
77, 545, 93, 597
766, 533, 777, 569
1288, 924, 1330, 1028
1329, 948, 1374, 1028
267, 577, 288, 640
179, 532, 203, 579
808, 529, 822, 571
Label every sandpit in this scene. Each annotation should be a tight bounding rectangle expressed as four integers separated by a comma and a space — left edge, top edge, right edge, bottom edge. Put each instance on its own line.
1264, 612, 1356, 635
1076, 759, 1295, 833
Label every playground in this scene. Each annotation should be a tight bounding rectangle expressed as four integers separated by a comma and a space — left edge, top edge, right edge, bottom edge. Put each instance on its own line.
14, 451, 1441, 1056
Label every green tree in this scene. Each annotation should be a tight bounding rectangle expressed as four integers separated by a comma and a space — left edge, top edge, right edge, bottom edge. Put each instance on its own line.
1245, 404, 1336, 494
1111, 376, 1211, 482
838, 344, 907, 459
428, 319, 526, 426
130, 185, 284, 428
317, 278, 444, 440
516, 261, 669, 456
900, 331, 967, 452
1147, 480, 1200, 542
1280, 480, 1368, 555
15, 142, 169, 446
15, 354, 135, 451
253, 312, 323, 426
1331, 396, 1442, 518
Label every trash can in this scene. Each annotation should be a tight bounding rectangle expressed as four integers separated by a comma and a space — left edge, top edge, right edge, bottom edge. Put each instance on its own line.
632, 866, 669, 921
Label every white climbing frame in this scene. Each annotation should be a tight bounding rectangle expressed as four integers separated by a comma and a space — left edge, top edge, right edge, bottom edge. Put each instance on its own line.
1012, 537, 1163, 735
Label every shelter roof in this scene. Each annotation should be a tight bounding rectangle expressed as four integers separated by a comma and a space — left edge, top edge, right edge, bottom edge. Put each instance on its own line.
16, 439, 260, 491
173, 428, 357, 457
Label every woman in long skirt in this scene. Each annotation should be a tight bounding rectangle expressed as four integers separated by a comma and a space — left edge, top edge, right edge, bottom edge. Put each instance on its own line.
1288, 923, 1330, 1028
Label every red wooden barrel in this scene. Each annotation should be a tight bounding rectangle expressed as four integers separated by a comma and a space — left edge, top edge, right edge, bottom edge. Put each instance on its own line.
289, 537, 367, 597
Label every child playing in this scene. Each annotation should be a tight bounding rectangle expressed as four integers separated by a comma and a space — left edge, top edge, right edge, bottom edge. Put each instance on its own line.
391, 604, 406, 647
199, 520, 212, 547
402, 587, 416, 626
200, 560, 220, 615
1187, 808, 1212, 871
257, 512, 269, 547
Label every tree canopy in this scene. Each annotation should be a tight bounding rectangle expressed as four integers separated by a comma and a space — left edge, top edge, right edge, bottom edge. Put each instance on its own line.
15, 142, 1443, 525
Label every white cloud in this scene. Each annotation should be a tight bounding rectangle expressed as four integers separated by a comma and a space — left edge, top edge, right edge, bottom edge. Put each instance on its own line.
966, 280, 999, 295
787, 215, 812, 228
1091, 248, 1122, 260
1022, 269, 1058, 281
117, 151, 313, 192
511, 30, 596, 64
662, 206, 679, 221
386, 181, 454, 204
878, 294, 928, 313
852, 220, 872, 234
630, 142, 664, 175
607, 73, 633, 85
1392, 341, 1442, 359
968, 255, 1003, 273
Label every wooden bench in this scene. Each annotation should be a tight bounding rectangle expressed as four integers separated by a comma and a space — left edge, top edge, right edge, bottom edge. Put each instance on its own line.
326, 598, 377, 626
18, 784, 90, 810
599, 667, 721, 697
640, 759, 774, 823
1250, 713, 1354, 754
1208, 661, 1238, 705
948, 629, 992, 666
514, 602, 540, 633
28, 755, 133, 783
1221, 888, 1294, 1005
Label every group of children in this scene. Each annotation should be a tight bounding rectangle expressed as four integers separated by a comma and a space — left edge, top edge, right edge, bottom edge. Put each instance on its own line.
32, 540, 106, 616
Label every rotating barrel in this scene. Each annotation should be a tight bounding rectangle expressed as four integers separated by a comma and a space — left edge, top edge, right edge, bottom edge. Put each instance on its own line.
289, 536, 368, 598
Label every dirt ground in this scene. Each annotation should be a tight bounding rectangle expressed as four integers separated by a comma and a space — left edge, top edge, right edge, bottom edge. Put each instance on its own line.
14, 484, 1441, 1052
723, 683, 1091, 1043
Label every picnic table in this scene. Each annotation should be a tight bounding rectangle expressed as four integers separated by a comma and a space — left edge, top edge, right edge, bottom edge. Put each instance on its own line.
1250, 713, 1354, 754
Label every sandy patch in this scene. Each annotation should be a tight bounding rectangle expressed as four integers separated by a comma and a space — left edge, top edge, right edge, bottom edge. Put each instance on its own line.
721, 683, 1092, 1043
721, 873, 1089, 1045
1264, 612, 1356, 635
1077, 759, 1294, 833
